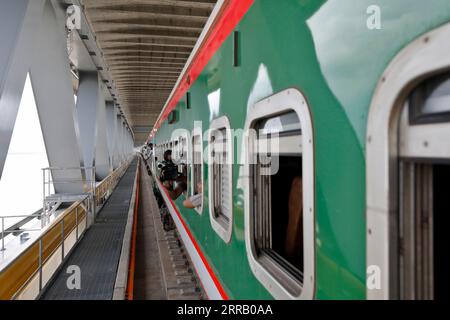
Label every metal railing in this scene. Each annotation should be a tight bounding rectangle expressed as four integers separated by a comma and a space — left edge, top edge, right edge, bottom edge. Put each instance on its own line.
0, 157, 134, 300
42, 166, 96, 228
1, 214, 42, 252
95, 160, 131, 207
7, 195, 91, 300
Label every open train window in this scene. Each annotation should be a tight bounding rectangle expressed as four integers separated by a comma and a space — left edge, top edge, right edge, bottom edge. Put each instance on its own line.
180, 136, 187, 160
174, 139, 179, 161
179, 133, 189, 196
244, 89, 315, 300
251, 111, 304, 295
208, 116, 233, 242
191, 127, 204, 214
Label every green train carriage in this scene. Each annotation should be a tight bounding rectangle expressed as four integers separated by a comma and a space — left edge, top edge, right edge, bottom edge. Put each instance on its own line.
149, 0, 450, 300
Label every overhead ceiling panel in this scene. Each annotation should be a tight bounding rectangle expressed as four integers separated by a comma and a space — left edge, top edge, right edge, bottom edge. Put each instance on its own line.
82, 0, 217, 144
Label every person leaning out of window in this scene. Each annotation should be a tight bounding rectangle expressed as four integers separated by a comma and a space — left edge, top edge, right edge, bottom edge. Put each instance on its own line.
160, 150, 187, 200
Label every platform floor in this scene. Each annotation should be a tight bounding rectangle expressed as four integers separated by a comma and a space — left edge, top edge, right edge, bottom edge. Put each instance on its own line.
133, 158, 166, 299
41, 158, 138, 300
133, 158, 203, 300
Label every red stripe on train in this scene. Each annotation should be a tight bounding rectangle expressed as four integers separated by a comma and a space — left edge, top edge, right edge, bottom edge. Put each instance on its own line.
149, 0, 254, 138
157, 180, 229, 300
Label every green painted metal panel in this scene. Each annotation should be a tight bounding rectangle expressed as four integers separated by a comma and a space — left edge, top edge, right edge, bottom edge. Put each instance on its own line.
153, 0, 450, 299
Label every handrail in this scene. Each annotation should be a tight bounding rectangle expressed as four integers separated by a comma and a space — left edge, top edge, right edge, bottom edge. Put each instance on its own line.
0, 157, 134, 300
0, 197, 89, 299
95, 159, 132, 207
1, 211, 43, 250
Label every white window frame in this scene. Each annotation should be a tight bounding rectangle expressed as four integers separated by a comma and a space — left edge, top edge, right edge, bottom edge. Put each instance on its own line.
208, 116, 233, 243
173, 138, 179, 161
179, 135, 188, 162
243, 88, 315, 300
178, 131, 190, 196
366, 22, 450, 300
191, 126, 204, 214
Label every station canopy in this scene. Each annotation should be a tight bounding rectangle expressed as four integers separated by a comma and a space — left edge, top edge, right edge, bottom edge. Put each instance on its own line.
81, 0, 217, 144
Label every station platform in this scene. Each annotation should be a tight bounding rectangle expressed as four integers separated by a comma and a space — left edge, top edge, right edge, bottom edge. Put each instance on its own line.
41, 158, 138, 300
39, 156, 203, 300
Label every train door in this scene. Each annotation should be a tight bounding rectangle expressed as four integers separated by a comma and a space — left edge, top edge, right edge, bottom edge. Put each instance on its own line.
366, 23, 450, 300
396, 73, 450, 300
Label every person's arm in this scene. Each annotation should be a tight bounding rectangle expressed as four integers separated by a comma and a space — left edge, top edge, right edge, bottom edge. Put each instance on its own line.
164, 177, 187, 200
183, 193, 202, 209
183, 198, 196, 209
162, 180, 177, 199
167, 184, 184, 200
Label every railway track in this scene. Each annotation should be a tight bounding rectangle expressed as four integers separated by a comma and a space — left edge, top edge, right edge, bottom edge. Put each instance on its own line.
133, 157, 204, 300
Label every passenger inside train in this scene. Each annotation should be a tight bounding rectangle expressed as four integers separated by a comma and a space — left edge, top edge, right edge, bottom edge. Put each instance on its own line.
285, 176, 303, 269
159, 149, 187, 200
250, 111, 305, 288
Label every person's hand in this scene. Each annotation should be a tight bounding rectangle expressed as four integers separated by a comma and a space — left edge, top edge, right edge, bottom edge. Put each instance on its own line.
163, 180, 173, 190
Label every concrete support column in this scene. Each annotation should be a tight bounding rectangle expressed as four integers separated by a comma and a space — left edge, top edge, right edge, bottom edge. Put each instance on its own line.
129, 130, 134, 155
125, 124, 129, 158
30, 0, 85, 193
94, 91, 110, 180
76, 71, 110, 181
76, 72, 97, 181
105, 101, 116, 171
126, 130, 131, 156
0, 0, 84, 194
0, 0, 43, 179
114, 114, 123, 168
120, 121, 126, 163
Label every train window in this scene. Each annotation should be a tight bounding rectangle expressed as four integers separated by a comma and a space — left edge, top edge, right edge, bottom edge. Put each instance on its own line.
180, 136, 185, 159
191, 127, 203, 214
251, 111, 303, 293
174, 139, 179, 161
409, 73, 450, 124
179, 134, 189, 196
208, 116, 233, 242
244, 89, 315, 299
366, 26, 450, 299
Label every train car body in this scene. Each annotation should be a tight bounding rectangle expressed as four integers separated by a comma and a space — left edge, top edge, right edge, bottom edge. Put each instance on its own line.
149, 0, 450, 299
